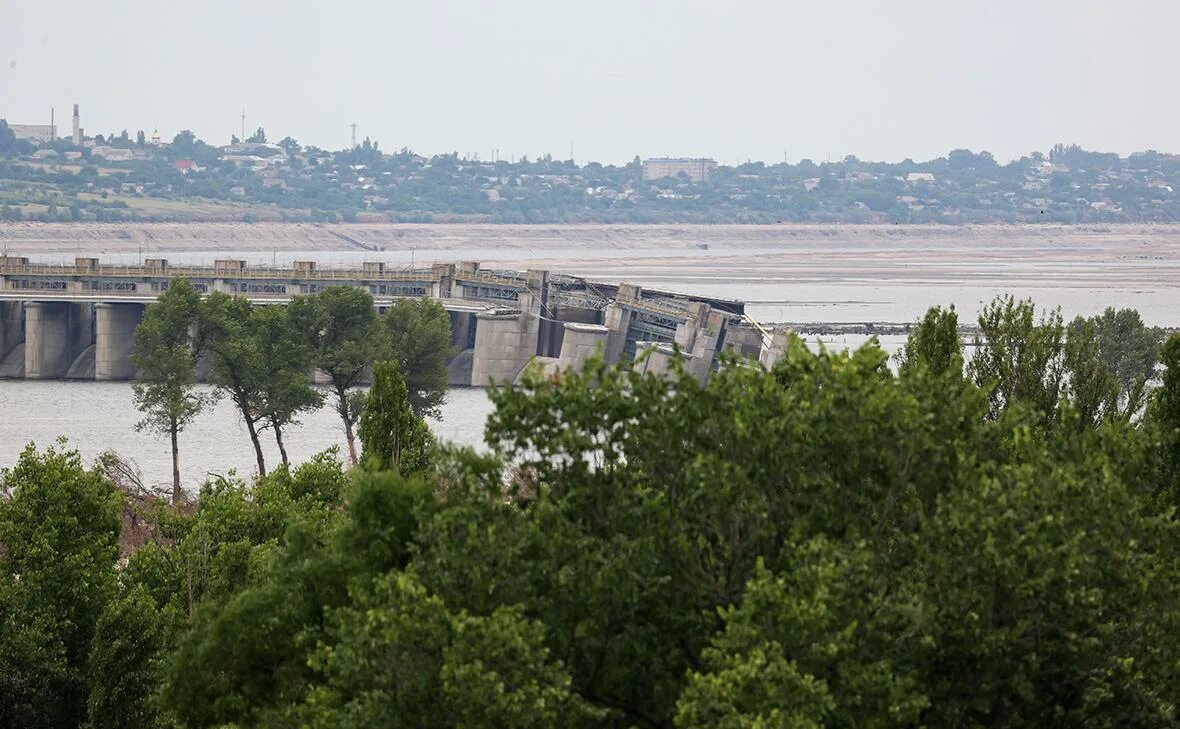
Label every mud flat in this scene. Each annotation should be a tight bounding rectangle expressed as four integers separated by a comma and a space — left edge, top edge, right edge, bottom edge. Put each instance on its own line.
5, 222, 1180, 326
6, 222, 1180, 256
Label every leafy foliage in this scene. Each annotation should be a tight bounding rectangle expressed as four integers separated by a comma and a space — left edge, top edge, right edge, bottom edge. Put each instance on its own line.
131, 278, 208, 502
8, 299, 1180, 728
357, 360, 433, 474
290, 286, 380, 464
0, 444, 121, 729
380, 297, 456, 419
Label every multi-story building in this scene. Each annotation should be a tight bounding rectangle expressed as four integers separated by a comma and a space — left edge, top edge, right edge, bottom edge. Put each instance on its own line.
642, 157, 718, 183
8, 124, 56, 142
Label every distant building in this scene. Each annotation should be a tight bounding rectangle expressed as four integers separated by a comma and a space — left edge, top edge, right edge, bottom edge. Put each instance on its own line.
906, 172, 935, 183
643, 157, 717, 183
174, 159, 198, 173
9, 124, 56, 142
92, 147, 134, 162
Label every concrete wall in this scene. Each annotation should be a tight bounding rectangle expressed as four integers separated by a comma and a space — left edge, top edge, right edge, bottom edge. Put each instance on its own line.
95, 303, 144, 380
0, 301, 22, 361
724, 326, 765, 360
449, 311, 476, 350
25, 302, 93, 379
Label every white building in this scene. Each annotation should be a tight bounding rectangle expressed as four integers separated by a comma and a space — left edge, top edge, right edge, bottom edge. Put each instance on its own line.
642, 158, 718, 183
92, 147, 135, 162
9, 124, 56, 142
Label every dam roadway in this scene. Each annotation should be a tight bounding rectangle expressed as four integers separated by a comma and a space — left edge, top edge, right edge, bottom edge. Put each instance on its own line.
0, 255, 761, 386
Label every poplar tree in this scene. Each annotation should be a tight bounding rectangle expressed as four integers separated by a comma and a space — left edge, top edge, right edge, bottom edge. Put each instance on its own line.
381, 298, 456, 419
358, 361, 432, 475
132, 278, 207, 503
290, 287, 380, 465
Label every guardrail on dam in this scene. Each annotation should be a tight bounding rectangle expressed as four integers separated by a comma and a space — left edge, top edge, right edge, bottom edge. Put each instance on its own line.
0, 255, 767, 386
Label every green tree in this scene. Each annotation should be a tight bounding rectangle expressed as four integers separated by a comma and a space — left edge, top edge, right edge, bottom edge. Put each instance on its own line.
201, 292, 270, 476
297, 572, 600, 728
912, 429, 1180, 727
676, 541, 926, 729
252, 305, 324, 466
290, 287, 380, 464
896, 305, 962, 377
381, 298, 456, 418
1148, 334, 1180, 507
132, 278, 208, 503
358, 360, 433, 474
0, 119, 18, 157
1084, 307, 1161, 419
968, 295, 1065, 420
0, 444, 121, 729
86, 586, 170, 729
162, 467, 435, 728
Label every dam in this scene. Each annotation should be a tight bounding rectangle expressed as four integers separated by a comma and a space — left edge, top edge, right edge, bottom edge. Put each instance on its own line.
0, 255, 767, 386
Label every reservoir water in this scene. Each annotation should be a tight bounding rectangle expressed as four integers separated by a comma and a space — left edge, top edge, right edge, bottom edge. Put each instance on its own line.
0, 381, 496, 489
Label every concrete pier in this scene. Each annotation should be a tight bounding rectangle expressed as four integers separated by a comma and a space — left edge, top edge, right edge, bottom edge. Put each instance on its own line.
759, 329, 793, 369
674, 305, 728, 383
95, 303, 144, 380
556, 322, 608, 371
471, 311, 539, 386
634, 342, 689, 378
25, 302, 93, 379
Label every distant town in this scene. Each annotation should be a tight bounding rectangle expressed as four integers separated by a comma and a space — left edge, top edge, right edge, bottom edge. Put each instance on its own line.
3, 106, 1180, 224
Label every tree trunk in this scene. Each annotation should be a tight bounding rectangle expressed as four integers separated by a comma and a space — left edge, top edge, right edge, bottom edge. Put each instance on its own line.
274, 424, 289, 467
344, 419, 358, 465
170, 422, 181, 505
244, 416, 267, 476
337, 384, 358, 465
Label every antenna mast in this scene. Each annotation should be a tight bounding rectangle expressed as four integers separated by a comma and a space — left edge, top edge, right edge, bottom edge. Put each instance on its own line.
351, 123, 357, 149
240, 109, 246, 141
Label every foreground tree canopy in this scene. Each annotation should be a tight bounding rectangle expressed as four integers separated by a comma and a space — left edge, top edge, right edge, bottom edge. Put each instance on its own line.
4, 297, 1180, 728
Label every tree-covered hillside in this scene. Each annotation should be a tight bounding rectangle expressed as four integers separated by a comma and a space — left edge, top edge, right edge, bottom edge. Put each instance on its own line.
4, 120, 1180, 224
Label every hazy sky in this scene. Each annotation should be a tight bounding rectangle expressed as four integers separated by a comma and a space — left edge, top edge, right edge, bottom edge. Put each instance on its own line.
3, 0, 1178, 165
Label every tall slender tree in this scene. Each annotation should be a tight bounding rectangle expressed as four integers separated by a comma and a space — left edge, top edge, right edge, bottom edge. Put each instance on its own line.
381, 298, 456, 419
252, 305, 323, 467
358, 361, 433, 474
201, 293, 269, 476
290, 287, 379, 464
132, 278, 207, 503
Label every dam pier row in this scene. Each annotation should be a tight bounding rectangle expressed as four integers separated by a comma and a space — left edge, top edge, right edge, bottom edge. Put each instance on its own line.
0, 256, 773, 386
